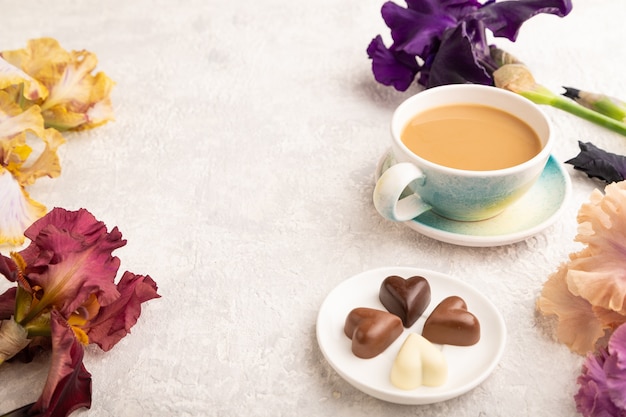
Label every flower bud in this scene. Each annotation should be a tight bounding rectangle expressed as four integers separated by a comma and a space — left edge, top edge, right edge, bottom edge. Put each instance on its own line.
0, 319, 30, 364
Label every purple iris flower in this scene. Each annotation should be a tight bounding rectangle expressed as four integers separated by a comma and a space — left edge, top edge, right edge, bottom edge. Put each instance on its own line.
367, 0, 572, 90
575, 324, 626, 417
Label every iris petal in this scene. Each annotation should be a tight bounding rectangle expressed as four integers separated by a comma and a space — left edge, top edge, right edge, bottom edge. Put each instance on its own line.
11, 128, 65, 186
367, 35, 421, 91
405, 0, 481, 15
537, 263, 606, 355
382, 1, 456, 56
0, 56, 48, 101
475, 0, 573, 41
574, 325, 626, 415
606, 324, 626, 409
81, 71, 115, 130
575, 348, 620, 417
538, 182, 626, 355
38, 49, 113, 131
18, 208, 126, 318
1, 38, 115, 131
0, 91, 45, 140
0, 254, 16, 282
369, 0, 572, 90
30, 310, 92, 417
0, 170, 46, 246
86, 271, 160, 351
0, 287, 17, 320
0, 90, 64, 187
567, 184, 626, 314
426, 20, 492, 87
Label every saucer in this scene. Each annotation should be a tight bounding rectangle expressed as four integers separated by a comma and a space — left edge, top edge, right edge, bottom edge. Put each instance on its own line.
374, 149, 572, 247
316, 266, 507, 405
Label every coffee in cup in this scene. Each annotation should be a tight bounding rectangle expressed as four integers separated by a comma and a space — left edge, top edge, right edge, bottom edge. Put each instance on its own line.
373, 84, 552, 222
401, 103, 542, 171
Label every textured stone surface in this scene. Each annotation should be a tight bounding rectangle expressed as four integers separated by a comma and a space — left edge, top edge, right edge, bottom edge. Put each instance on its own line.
0, 0, 624, 415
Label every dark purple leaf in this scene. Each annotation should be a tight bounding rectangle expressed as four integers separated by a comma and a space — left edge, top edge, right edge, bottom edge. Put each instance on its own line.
566, 141, 626, 184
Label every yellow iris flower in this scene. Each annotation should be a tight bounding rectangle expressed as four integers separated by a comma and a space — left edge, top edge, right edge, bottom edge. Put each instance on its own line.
0, 37, 115, 131
0, 90, 65, 245
0, 38, 114, 246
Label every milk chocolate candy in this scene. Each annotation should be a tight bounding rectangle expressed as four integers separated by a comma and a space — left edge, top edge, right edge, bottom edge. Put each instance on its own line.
422, 296, 480, 346
344, 307, 403, 359
379, 275, 431, 327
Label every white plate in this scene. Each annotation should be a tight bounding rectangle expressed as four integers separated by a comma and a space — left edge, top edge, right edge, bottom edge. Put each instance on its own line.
375, 150, 572, 247
316, 266, 506, 405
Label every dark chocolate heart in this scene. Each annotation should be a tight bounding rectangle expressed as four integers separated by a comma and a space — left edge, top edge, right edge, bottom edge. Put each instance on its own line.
379, 275, 431, 328
422, 296, 480, 346
344, 307, 403, 359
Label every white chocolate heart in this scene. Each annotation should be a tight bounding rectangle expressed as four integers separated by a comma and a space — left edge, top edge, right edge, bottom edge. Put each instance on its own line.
390, 333, 447, 390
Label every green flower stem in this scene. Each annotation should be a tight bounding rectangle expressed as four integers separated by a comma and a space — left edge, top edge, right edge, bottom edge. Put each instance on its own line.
0, 403, 35, 417
493, 64, 626, 137
15, 285, 50, 330
548, 95, 626, 136
562, 87, 626, 122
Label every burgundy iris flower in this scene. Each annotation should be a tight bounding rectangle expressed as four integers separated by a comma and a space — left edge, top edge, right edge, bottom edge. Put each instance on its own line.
0, 208, 159, 417
367, 0, 572, 90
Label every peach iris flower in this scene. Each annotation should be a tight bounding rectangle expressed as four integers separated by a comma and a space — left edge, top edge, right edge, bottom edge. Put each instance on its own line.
538, 181, 626, 354
0, 37, 115, 131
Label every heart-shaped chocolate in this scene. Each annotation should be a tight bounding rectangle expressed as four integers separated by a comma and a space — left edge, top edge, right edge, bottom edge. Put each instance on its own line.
422, 296, 480, 346
390, 333, 448, 390
344, 307, 403, 359
379, 275, 431, 328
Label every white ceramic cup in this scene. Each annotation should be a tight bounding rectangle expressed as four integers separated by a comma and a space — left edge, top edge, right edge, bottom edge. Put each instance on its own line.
373, 84, 553, 222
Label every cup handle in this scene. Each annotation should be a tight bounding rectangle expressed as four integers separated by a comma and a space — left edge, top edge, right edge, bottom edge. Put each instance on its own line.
373, 162, 431, 221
